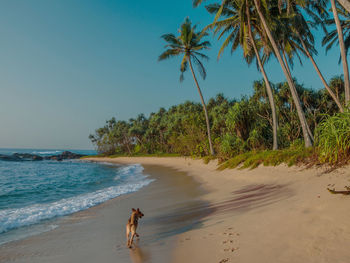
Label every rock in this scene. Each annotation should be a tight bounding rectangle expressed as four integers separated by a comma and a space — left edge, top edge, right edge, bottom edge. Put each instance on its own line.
0, 151, 83, 162
0, 154, 21, 161
46, 151, 84, 160
13, 153, 43, 161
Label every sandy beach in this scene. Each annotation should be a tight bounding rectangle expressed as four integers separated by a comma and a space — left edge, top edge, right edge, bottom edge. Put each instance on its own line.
87, 157, 350, 263
1, 157, 350, 263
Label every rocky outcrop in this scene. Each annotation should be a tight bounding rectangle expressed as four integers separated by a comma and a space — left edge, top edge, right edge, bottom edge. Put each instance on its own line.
13, 153, 44, 161
0, 151, 84, 162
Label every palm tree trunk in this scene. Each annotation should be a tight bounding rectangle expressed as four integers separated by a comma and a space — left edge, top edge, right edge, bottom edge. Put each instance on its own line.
331, 0, 350, 104
282, 49, 293, 79
337, 0, 350, 13
188, 57, 215, 156
246, 1, 278, 150
282, 48, 315, 142
253, 0, 313, 147
297, 33, 344, 112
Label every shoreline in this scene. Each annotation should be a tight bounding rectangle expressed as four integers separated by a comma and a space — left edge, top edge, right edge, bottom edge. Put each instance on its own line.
0, 162, 208, 263
86, 157, 350, 263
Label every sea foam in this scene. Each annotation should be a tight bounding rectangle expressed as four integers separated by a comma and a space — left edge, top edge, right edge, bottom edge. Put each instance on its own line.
0, 164, 153, 234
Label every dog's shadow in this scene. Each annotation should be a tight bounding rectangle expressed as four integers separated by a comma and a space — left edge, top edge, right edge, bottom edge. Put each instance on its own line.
128, 240, 151, 263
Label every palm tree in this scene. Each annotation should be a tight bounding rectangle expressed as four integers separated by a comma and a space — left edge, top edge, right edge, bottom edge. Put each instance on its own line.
158, 18, 215, 155
270, 3, 345, 113
199, 0, 313, 147
206, 0, 279, 150
250, 0, 313, 147
289, 8, 345, 112
323, 3, 350, 104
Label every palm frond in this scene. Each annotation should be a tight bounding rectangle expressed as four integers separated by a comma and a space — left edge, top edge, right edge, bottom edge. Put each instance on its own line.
158, 49, 182, 61
180, 55, 189, 82
191, 55, 207, 80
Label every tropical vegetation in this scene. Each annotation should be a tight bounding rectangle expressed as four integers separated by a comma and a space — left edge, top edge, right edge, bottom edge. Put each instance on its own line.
90, 0, 350, 167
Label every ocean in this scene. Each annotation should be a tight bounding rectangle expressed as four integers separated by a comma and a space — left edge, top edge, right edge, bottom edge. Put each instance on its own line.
0, 148, 153, 245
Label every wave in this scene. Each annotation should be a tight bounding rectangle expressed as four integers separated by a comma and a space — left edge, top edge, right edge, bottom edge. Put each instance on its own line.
0, 164, 154, 234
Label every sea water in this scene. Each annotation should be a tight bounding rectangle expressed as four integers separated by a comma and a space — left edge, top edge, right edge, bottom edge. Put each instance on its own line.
0, 149, 153, 245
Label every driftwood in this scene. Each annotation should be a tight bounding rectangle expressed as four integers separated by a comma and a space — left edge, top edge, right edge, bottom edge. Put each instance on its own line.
327, 186, 350, 195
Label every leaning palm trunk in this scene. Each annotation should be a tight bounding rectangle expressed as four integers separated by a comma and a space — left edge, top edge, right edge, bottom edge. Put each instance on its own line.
331, 0, 350, 104
337, 0, 350, 14
297, 33, 344, 112
253, 0, 313, 147
281, 46, 315, 142
281, 50, 314, 140
188, 57, 215, 156
282, 48, 293, 79
246, 1, 278, 150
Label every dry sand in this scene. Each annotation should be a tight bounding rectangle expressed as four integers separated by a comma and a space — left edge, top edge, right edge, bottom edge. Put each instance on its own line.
87, 157, 350, 263
1, 156, 350, 263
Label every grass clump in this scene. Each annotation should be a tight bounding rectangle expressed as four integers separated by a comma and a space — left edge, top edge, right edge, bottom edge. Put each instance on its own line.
202, 155, 217, 164
315, 111, 350, 164
218, 145, 314, 170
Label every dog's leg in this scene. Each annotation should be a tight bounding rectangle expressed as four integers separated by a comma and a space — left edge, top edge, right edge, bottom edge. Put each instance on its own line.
129, 225, 136, 248
129, 232, 136, 248
126, 225, 130, 247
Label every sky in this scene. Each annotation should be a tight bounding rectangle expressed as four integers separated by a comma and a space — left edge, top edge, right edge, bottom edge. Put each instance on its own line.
0, 0, 343, 150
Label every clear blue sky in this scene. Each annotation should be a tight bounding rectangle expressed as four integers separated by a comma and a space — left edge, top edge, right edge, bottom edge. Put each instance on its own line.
0, 0, 342, 150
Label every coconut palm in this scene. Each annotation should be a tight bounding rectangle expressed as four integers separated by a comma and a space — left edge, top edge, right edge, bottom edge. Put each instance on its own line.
197, 0, 313, 147
268, 2, 345, 113
205, 0, 279, 150
323, 3, 350, 104
158, 18, 215, 155
249, 0, 313, 147
288, 5, 345, 112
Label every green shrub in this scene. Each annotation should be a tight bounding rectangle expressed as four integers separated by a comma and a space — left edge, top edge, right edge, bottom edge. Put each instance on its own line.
219, 133, 246, 158
315, 111, 350, 164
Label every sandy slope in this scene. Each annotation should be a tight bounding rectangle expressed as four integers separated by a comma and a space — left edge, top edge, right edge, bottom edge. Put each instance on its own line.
86, 157, 350, 263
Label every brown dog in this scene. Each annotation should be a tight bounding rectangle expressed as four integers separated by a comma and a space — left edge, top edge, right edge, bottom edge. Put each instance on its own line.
126, 208, 144, 248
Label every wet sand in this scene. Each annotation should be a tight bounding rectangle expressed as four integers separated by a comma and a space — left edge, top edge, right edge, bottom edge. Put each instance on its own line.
0, 165, 208, 263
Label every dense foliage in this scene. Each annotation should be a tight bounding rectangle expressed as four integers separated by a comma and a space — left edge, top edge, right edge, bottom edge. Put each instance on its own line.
89, 77, 347, 163
90, 0, 350, 166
